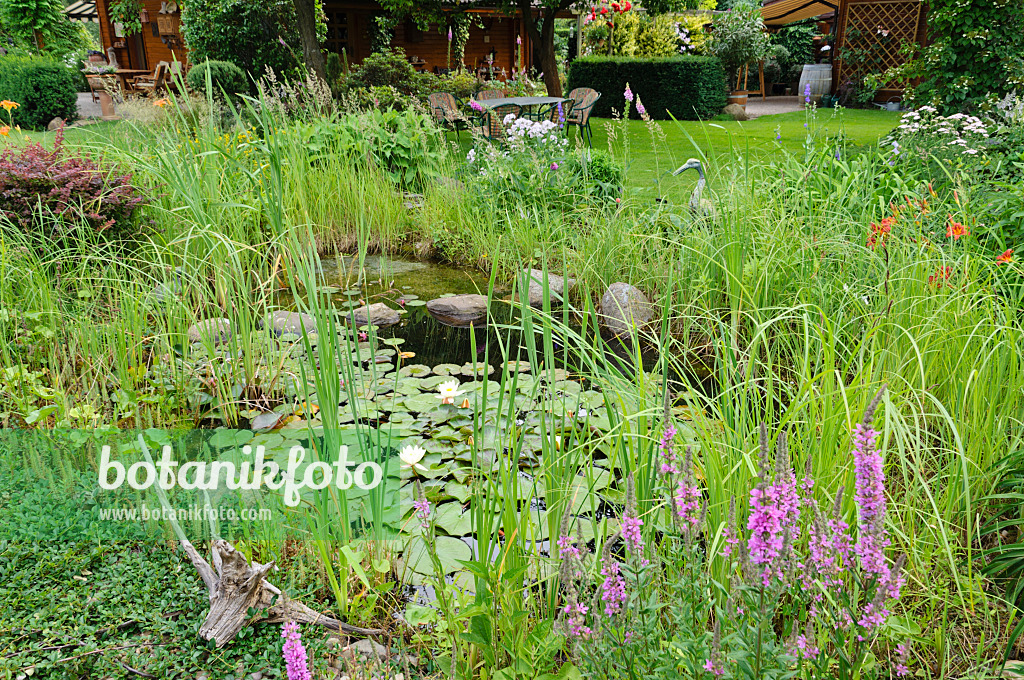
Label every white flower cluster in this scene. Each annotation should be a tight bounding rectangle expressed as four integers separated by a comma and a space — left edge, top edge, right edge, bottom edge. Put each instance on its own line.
503, 116, 568, 150
893, 105, 991, 156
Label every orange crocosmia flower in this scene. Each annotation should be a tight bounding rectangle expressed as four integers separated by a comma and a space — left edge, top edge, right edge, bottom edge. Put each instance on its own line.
946, 217, 969, 240
996, 248, 1014, 264
0, 100, 19, 112
0, 126, 9, 137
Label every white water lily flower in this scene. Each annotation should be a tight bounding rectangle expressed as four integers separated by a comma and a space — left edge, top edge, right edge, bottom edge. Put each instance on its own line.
576, 408, 588, 420
399, 444, 427, 471
436, 379, 465, 404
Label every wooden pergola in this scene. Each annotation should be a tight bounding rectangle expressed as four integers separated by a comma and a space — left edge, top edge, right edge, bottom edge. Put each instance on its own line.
761, 0, 926, 97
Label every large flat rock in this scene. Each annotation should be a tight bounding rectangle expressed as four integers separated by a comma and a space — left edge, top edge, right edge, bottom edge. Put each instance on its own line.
426, 294, 489, 328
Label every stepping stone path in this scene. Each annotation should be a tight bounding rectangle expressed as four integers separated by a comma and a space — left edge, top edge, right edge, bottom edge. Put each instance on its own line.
599, 282, 655, 335
350, 302, 401, 328
426, 294, 489, 327
187, 318, 232, 344
264, 311, 317, 337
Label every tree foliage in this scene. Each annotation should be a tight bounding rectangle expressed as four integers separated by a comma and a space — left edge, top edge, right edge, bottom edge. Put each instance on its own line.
0, 0, 92, 55
180, 0, 302, 78
895, 0, 1024, 112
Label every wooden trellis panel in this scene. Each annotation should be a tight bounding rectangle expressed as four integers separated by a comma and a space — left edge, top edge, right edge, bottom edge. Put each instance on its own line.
836, 0, 923, 90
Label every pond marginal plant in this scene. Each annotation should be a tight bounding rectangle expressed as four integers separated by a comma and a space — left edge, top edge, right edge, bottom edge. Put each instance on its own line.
553, 385, 912, 680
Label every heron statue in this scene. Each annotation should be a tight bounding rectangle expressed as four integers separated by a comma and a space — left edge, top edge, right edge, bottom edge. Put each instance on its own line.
672, 158, 716, 220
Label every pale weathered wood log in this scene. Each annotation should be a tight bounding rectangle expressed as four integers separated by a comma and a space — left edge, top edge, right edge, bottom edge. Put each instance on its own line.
181, 538, 382, 647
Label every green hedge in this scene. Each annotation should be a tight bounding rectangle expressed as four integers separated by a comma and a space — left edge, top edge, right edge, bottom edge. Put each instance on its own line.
566, 55, 728, 120
0, 56, 79, 130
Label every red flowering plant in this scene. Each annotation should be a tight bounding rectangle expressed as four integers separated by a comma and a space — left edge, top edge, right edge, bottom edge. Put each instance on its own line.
0, 128, 149, 244
582, 0, 634, 55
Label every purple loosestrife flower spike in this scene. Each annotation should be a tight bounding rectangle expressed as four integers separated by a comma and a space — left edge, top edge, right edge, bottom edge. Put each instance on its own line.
599, 557, 627, 616
621, 473, 645, 554
704, 618, 724, 677
447, 27, 453, 42
624, 83, 634, 102
659, 422, 678, 474
852, 388, 890, 589
636, 98, 646, 116
804, 83, 812, 104
895, 642, 911, 677
673, 447, 701, 529
281, 621, 311, 680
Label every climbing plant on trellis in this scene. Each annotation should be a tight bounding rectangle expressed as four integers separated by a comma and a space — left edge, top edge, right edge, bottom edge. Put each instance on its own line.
836, 0, 922, 89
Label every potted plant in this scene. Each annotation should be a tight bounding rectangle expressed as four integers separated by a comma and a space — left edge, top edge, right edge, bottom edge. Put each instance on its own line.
81, 63, 120, 119
709, 1, 770, 108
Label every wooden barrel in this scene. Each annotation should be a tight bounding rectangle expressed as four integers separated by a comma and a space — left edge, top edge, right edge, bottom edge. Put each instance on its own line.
727, 92, 748, 109
798, 64, 833, 101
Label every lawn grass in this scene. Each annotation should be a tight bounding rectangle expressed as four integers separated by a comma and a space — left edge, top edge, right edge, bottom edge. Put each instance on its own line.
447, 107, 902, 203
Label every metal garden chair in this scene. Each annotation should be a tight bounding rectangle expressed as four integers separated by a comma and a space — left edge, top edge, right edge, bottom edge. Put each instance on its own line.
427, 92, 469, 140
565, 88, 601, 147
472, 103, 522, 142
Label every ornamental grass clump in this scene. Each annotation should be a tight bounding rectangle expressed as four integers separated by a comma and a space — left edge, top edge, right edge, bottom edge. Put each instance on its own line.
556, 387, 910, 680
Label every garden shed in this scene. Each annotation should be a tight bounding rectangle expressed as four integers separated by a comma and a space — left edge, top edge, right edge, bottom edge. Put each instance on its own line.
89, 0, 552, 77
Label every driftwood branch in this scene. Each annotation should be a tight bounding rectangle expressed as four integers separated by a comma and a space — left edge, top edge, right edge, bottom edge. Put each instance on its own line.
183, 538, 382, 648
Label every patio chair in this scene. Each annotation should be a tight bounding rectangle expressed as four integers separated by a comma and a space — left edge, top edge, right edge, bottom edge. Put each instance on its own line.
475, 89, 504, 101
472, 103, 521, 142
565, 88, 601, 147
427, 92, 469, 139
132, 61, 169, 95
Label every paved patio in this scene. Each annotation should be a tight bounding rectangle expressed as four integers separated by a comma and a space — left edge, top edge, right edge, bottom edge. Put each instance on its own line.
77, 91, 102, 120
745, 95, 803, 119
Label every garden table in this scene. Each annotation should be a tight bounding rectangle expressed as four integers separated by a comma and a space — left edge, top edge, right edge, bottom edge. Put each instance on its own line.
114, 69, 151, 93
477, 96, 567, 111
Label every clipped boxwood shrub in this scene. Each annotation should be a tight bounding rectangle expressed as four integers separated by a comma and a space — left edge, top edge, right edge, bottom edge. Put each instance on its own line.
566, 55, 728, 120
186, 60, 249, 98
0, 56, 78, 130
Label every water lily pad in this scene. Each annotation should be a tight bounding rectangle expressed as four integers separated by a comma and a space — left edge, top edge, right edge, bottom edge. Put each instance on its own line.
433, 502, 474, 536
404, 393, 442, 413
251, 412, 283, 432
405, 299, 426, 307
461, 363, 495, 377
420, 375, 451, 389
382, 338, 405, 347
445, 481, 472, 503
503, 360, 531, 373
398, 364, 432, 378
343, 289, 362, 297
433, 363, 462, 376
438, 293, 457, 298
401, 535, 472, 575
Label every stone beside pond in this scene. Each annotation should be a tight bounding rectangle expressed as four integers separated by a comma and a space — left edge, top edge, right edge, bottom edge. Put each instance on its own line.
599, 282, 655, 335
350, 302, 401, 328
425, 294, 489, 327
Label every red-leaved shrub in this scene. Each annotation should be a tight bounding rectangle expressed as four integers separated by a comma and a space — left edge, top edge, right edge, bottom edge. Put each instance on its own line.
0, 129, 148, 240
